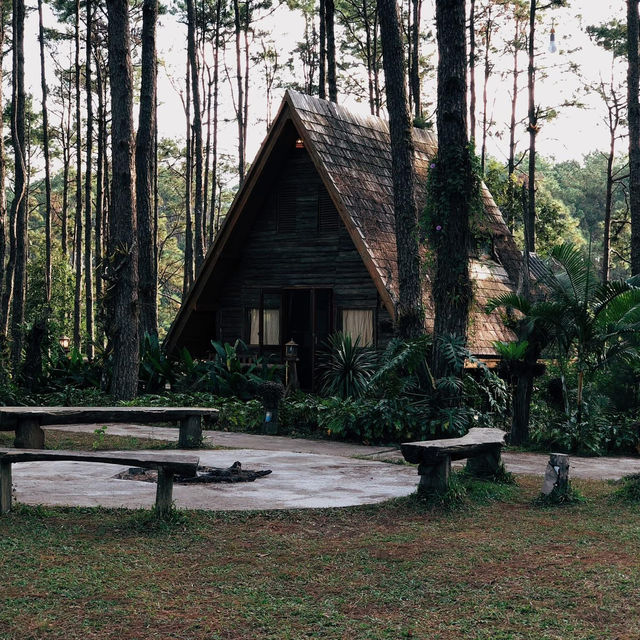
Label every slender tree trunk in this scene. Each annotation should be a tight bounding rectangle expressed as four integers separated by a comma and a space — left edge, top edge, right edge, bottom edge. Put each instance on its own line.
73, 0, 83, 350
10, 0, 27, 372
136, 0, 159, 343
187, 0, 205, 270
377, 0, 423, 339
411, 0, 421, 119
106, 0, 139, 400
183, 52, 194, 297
209, 0, 221, 244
61, 77, 71, 258
526, 0, 537, 253
95, 52, 105, 307
326, 0, 337, 102
507, 17, 521, 232
603, 128, 616, 282
469, 0, 476, 142
84, 0, 94, 359
0, 0, 8, 329
38, 0, 52, 304
319, 0, 326, 99
233, 0, 245, 182
628, 0, 640, 275
481, 8, 493, 175
431, 0, 474, 381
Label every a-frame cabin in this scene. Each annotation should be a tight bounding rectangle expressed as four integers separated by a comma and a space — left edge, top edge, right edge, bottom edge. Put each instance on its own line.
165, 91, 522, 389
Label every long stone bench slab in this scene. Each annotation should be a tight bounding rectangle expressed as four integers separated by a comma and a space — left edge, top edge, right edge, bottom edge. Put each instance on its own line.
401, 427, 507, 493
0, 448, 200, 516
0, 406, 219, 449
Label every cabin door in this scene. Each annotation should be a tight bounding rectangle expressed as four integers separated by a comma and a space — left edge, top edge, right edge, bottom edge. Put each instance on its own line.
282, 288, 333, 390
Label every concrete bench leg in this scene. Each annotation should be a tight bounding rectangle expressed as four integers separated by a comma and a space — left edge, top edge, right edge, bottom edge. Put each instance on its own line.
1, 461, 12, 514
14, 418, 45, 449
155, 468, 174, 516
418, 457, 451, 495
465, 446, 502, 478
178, 416, 202, 449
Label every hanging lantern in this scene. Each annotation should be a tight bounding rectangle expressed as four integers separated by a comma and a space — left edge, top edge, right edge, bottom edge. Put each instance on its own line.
548, 21, 557, 54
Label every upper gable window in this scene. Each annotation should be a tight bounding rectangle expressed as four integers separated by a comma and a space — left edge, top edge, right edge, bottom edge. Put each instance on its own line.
318, 187, 340, 232
277, 183, 297, 232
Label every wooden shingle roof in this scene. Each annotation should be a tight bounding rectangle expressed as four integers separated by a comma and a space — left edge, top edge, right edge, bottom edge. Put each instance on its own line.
286, 91, 520, 356
166, 90, 521, 356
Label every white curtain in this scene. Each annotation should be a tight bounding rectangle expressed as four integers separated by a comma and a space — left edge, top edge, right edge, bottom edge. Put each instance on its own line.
249, 309, 260, 345
263, 309, 280, 345
249, 308, 280, 345
342, 309, 373, 346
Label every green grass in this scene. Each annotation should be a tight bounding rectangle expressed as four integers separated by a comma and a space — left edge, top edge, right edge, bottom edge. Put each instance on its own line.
1, 475, 639, 639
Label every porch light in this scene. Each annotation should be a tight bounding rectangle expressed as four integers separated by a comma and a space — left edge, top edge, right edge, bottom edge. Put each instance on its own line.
295, 138, 304, 149
59, 335, 70, 352
548, 21, 557, 54
285, 339, 299, 360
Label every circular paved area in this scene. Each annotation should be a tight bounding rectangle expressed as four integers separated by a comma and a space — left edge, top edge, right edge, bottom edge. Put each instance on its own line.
11, 448, 418, 511
8, 424, 640, 512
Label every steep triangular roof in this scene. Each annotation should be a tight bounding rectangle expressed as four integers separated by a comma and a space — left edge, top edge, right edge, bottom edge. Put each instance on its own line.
166, 90, 520, 355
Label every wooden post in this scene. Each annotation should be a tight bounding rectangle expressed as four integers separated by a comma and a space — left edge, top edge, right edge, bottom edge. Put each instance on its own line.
0, 461, 12, 514
417, 457, 451, 494
541, 452, 570, 495
155, 467, 174, 516
14, 418, 45, 449
178, 416, 201, 448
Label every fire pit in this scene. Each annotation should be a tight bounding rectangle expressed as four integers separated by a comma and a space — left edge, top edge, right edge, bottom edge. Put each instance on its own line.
116, 461, 272, 484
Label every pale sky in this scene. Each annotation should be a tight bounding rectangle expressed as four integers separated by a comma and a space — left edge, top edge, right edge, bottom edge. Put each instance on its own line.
20, 0, 629, 171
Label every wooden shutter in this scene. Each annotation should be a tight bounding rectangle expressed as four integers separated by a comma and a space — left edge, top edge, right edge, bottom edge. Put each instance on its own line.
318, 187, 340, 232
277, 183, 297, 232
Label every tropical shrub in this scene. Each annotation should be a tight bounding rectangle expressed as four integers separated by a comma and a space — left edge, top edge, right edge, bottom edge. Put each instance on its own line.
318, 332, 377, 399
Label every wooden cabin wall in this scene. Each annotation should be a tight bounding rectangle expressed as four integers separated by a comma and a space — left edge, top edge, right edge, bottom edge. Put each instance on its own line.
196, 146, 393, 357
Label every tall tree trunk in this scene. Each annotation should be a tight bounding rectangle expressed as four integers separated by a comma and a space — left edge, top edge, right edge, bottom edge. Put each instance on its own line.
431, 0, 474, 381
507, 15, 521, 232
187, 0, 205, 271
73, 0, 83, 350
106, 0, 139, 400
233, 0, 245, 182
628, 0, 640, 275
526, 0, 537, 253
84, 0, 94, 359
136, 0, 159, 343
377, 0, 423, 339
95, 51, 105, 307
10, 0, 27, 372
481, 7, 493, 175
38, 0, 52, 304
469, 0, 476, 141
183, 52, 194, 297
319, 0, 326, 99
0, 0, 8, 330
410, 0, 421, 118
602, 91, 619, 282
209, 0, 222, 245
326, 0, 337, 102
61, 76, 71, 258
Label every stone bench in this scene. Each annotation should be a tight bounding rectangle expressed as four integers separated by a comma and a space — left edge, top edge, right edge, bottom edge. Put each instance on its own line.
0, 448, 200, 517
401, 427, 507, 494
0, 406, 219, 450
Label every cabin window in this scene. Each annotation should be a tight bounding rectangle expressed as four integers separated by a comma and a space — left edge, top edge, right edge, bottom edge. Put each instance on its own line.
248, 293, 281, 346
341, 309, 374, 346
318, 187, 340, 232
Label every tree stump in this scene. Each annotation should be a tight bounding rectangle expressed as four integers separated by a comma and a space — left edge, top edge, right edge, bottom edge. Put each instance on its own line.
465, 446, 502, 478
541, 453, 570, 495
178, 416, 202, 449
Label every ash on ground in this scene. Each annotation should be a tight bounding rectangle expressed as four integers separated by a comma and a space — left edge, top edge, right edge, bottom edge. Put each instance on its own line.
115, 461, 272, 484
